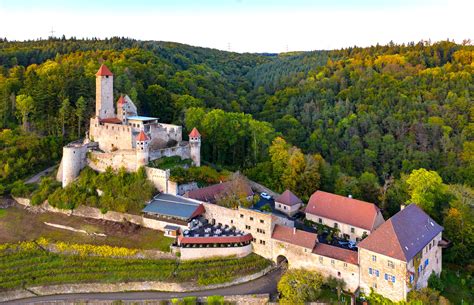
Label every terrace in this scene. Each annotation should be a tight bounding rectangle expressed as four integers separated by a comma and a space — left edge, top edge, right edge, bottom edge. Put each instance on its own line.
178, 218, 253, 248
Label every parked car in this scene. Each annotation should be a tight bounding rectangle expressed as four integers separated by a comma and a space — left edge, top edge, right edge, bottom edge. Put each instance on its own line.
348, 241, 357, 249
337, 240, 349, 246
260, 192, 272, 200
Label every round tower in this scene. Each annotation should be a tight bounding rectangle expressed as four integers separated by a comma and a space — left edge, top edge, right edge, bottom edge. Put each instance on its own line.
189, 127, 201, 167
136, 130, 150, 169
62, 144, 85, 187
95, 64, 115, 119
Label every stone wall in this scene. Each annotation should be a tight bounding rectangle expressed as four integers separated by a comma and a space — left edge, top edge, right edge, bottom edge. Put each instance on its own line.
272, 240, 360, 292
179, 244, 252, 260
150, 123, 183, 143
89, 118, 133, 152
13, 197, 188, 232
88, 150, 137, 173
145, 167, 171, 194
358, 248, 407, 301
0, 264, 274, 303
149, 144, 190, 161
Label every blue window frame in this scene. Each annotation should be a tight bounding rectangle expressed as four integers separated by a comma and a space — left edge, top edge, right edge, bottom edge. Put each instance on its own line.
409, 274, 414, 283
375, 270, 380, 277
392, 276, 396, 283
418, 265, 423, 274
384, 273, 388, 280
369, 268, 372, 275
424, 259, 429, 267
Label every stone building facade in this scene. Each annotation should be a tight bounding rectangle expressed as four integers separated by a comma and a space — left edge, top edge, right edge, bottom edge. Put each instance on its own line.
57, 64, 201, 188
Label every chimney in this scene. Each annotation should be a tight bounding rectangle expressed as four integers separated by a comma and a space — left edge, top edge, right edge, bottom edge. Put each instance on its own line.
348, 194, 353, 198
400, 204, 406, 211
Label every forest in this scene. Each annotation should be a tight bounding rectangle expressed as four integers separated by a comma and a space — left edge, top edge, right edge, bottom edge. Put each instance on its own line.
0, 38, 473, 269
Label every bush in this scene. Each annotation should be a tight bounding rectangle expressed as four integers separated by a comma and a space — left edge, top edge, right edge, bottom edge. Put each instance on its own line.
30, 177, 61, 205
206, 295, 225, 305
10, 180, 35, 197
278, 269, 324, 304
428, 272, 445, 292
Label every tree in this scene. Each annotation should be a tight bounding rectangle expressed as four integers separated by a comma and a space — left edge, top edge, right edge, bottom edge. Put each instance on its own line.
58, 98, 72, 137
277, 269, 324, 305
75, 96, 86, 137
358, 172, 381, 204
408, 287, 451, 305
15, 94, 34, 132
406, 168, 447, 217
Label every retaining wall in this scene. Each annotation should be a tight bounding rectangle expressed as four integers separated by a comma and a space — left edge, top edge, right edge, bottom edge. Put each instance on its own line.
13, 197, 186, 232
0, 265, 274, 303
180, 244, 252, 260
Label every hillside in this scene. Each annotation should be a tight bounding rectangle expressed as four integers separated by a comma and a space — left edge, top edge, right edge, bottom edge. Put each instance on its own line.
0, 38, 472, 189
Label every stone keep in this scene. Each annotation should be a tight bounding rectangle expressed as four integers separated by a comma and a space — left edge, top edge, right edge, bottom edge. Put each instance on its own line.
189, 127, 201, 167
95, 64, 115, 119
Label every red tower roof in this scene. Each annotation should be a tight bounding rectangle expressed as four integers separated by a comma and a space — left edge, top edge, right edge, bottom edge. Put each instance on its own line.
137, 131, 149, 142
96, 64, 113, 76
117, 95, 126, 106
189, 127, 201, 138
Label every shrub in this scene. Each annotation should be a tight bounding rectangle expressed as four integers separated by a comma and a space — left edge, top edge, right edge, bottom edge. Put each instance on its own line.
278, 269, 323, 304
206, 295, 225, 305
10, 180, 36, 197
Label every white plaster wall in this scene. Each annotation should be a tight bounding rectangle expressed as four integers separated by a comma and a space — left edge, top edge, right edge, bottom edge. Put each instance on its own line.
179, 244, 252, 260
62, 143, 88, 187
306, 213, 374, 241
145, 167, 171, 193
275, 202, 300, 216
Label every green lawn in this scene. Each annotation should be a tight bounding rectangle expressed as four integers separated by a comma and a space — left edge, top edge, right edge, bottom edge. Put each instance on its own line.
0, 243, 271, 291
318, 287, 351, 304
0, 205, 173, 251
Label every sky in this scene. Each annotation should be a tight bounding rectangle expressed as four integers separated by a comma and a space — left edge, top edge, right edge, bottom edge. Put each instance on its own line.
0, 0, 472, 53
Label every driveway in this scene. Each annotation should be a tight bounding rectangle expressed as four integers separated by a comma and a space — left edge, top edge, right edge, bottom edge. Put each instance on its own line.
4, 268, 283, 304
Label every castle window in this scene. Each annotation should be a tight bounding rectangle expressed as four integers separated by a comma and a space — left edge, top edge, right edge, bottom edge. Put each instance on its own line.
343, 263, 347, 268
372, 283, 377, 289
318, 218, 322, 224
351, 227, 355, 233
250, 217, 254, 221
338, 271, 341, 277
372, 255, 377, 262
388, 260, 394, 268
334, 223, 338, 229
424, 259, 429, 267
319, 256, 323, 264
260, 219, 264, 224
331, 259, 335, 265
368, 268, 372, 275
240, 214, 244, 218
259, 240, 266, 245
245, 225, 251, 230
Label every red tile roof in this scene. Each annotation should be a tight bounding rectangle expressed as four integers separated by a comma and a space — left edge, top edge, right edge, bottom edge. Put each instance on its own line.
358, 204, 443, 262
275, 189, 302, 206
96, 64, 113, 76
189, 204, 205, 219
178, 233, 253, 245
117, 95, 126, 106
185, 180, 253, 204
99, 117, 122, 124
136, 130, 149, 141
189, 127, 201, 138
271, 225, 318, 249
312, 243, 359, 265
305, 191, 382, 231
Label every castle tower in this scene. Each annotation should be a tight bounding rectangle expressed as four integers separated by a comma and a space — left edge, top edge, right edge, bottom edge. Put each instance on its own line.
116, 95, 126, 122
189, 127, 201, 167
136, 130, 150, 169
61, 143, 87, 187
95, 64, 115, 119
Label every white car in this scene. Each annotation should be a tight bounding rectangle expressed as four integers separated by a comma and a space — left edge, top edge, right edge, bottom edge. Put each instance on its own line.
260, 192, 272, 200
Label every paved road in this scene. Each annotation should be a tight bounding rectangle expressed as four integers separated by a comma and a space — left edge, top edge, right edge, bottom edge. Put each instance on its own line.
5, 268, 283, 304
25, 165, 58, 184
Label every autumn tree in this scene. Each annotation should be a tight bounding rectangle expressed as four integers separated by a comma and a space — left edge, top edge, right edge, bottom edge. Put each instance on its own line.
15, 94, 34, 132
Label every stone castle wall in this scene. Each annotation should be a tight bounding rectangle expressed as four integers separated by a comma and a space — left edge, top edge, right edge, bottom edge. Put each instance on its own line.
89, 118, 133, 152
150, 123, 183, 143
145, 167, 171, 194
149, 144, 191, 161
88, 150, 137, 173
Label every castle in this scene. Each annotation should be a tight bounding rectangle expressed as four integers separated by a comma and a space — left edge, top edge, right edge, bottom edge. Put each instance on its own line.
56, 64, 201, 192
